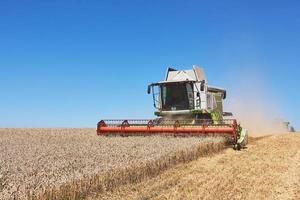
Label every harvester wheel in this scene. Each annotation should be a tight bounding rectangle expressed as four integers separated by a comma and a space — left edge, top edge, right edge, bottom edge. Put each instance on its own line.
233, 144, 241, 151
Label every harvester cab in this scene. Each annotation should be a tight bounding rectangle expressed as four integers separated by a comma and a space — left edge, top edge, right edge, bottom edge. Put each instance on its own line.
147, 65, 226, 122
97, 65, 248, 150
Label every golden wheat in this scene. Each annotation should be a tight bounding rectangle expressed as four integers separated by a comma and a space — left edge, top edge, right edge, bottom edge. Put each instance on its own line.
0, 128, 225, 200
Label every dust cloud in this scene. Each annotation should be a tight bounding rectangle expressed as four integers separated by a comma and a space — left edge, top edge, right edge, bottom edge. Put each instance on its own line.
224, 69, 287, 136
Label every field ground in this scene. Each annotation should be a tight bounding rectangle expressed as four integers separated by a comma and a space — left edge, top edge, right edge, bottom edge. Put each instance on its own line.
1, 129, 299, 200
92, 133, 300, 200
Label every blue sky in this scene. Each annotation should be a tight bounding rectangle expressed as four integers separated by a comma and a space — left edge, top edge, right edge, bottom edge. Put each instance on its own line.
0, 0, 299, 129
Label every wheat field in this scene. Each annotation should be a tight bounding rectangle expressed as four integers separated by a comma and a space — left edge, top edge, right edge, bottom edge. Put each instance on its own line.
0, 128, 226, 200
92, 133, 300, 200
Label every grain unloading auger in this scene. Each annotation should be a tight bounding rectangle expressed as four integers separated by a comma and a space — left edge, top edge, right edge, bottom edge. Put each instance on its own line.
97, 65, 248, 149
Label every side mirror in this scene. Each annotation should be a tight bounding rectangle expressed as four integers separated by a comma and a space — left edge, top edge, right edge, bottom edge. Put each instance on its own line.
200, 81, 205, 91
147, 85, 151, 94
223, 91, 227, 99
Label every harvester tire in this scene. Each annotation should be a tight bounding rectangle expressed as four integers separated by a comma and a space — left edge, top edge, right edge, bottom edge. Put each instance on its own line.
233, 144, 241, 151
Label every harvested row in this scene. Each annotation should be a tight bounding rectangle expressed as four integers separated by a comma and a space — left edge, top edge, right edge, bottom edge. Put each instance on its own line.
93, 133, 300, 200
0, 128, 226, 200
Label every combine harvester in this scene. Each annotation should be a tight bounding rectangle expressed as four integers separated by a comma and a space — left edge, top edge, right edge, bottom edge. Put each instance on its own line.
97, 65, 248, 150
